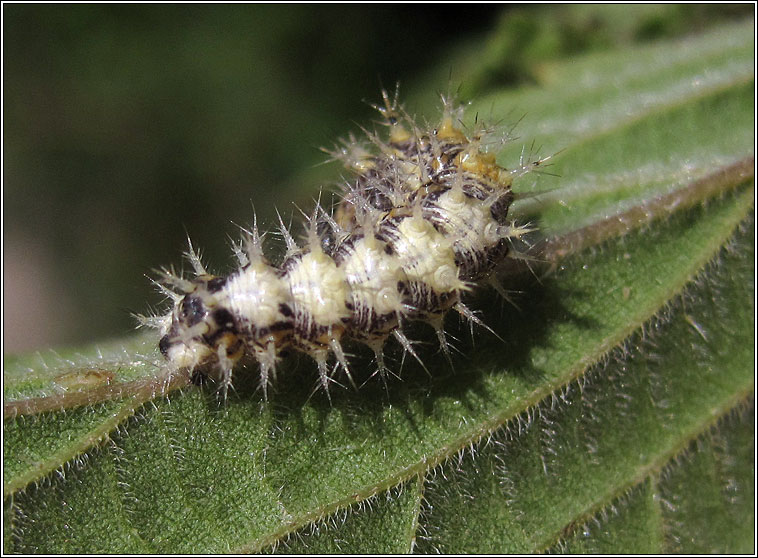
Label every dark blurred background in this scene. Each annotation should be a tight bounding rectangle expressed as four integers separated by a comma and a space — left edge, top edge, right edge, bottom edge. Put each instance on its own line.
4, 4, 751, 353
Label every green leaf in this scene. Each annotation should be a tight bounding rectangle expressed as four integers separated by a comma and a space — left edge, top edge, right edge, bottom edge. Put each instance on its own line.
269, 478, 423, 554
4, 15, 754, 554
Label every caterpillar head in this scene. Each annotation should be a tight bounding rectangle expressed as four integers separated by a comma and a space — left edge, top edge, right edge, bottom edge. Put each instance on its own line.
157, 274, 243, 373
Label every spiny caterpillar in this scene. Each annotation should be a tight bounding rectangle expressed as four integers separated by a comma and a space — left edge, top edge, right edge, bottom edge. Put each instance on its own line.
142, 88, 541, 400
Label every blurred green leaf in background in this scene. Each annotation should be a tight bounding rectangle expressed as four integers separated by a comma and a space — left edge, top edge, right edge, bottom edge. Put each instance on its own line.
3, 4, 755, 554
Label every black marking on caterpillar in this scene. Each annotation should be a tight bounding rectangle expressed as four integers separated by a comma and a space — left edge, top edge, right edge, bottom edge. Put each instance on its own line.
139, 87, 544, 400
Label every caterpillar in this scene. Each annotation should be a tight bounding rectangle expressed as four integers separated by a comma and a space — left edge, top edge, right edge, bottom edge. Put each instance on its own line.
141, 88, 541, 400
